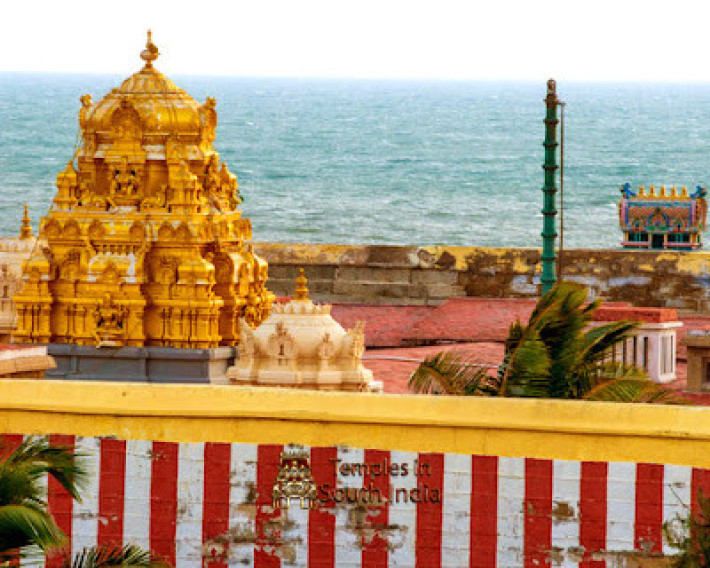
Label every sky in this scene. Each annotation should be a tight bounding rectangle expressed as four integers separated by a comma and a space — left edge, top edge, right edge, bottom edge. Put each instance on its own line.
2, 0, 710, 81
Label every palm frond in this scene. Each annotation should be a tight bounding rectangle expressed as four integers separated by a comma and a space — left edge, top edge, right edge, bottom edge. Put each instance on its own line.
577, 321, 639, 367
0, 464, 45, 507
584, 378, 687, 405
501, 335, 551, 397
500, 282, 590, 397
5, 439, 86, 502
0, 504, 65, 555
408, 352, 496, 396
69, 544, 168, 568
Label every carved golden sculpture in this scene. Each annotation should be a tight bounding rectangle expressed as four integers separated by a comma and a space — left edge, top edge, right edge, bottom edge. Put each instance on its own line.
13, 32, 274, 348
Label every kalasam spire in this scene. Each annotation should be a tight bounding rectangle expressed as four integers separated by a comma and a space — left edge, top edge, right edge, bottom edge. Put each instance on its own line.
140, 30, 160, 70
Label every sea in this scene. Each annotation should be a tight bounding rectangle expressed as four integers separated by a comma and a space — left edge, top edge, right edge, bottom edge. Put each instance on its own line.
2, 74, 710, 248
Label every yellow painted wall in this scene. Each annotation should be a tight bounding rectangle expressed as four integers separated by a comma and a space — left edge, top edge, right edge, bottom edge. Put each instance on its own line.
3, 379, 710, 468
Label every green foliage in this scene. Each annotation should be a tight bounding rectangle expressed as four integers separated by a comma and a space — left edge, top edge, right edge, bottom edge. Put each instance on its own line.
664, 490, 710, 566
66, 544, 168, 568
0, 504, 65, 559
408, 351, 499, 396
409, 282, 684, 404
586, 373, 686, 405
0, 437, 86, 560
0, 440, 167, 568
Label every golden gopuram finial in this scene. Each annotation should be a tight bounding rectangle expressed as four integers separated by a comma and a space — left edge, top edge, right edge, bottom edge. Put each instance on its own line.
140, 29, 159, 69
294, 268, 309, 302
19, 204, 33, 240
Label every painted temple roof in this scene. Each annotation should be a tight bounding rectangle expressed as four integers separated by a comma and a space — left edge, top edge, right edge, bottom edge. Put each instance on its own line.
619, 183, 707, 232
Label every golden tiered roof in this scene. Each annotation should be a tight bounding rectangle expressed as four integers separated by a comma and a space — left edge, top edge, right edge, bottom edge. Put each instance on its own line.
13, 32, 273, 348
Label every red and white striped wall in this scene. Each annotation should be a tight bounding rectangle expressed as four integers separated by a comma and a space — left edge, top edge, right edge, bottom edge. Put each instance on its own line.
3, 434, 706, 567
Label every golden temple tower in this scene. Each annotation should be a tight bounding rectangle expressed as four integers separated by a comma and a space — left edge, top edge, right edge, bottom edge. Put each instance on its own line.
14, 32, 273, 349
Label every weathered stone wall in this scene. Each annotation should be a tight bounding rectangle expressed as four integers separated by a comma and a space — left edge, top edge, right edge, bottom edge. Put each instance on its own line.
3, 239, 709, 315
255, 242, 710, 311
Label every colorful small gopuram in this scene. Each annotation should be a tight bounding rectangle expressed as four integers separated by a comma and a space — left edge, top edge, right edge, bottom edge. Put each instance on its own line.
619, 182, 707, 249
13, 32, 273, 349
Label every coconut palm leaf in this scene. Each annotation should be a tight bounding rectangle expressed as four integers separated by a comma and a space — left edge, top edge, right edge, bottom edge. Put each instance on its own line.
500, 333, 550, 397
68, 544, 167, 568
584, 376, 686, 404
408, 352, 496, 396
0, 438, 85, 559
576, 321, 639, 367
4, 439, 86, 502
498, 290, 568, 397
0, 504, 65, 554
0, 463, 44, 509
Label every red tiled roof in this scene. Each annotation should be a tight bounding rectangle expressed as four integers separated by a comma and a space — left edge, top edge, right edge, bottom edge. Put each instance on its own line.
403, 297, 537, 344
330, 304, 434, 348
348, 301, 710, 405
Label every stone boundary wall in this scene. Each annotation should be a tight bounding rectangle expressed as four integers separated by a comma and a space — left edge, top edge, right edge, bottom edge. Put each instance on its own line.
5, 380, 710, 566
254, 242, 710, 311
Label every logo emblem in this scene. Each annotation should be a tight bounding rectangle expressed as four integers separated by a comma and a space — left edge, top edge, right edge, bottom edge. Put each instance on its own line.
272, 447, 318, 510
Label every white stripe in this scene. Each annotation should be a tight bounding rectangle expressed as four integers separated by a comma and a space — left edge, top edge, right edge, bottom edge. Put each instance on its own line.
388, 451, 417, 568
551, 460, 581, 567
175, 443, 204, 568
496, 457, 525, 568
606, 462, 636, 551
662, 465, 692, 555
281, 445, 311, 567
441, 453, 471, 568
72, 436, 101, 557
333, 446, 363, 567
228, 443, 257, 568
123, 440, 152, 551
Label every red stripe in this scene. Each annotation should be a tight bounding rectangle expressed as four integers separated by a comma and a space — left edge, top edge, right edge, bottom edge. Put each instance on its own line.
691, 468, 710, 543
308, 447, 336, 568
97, 439, 126, 546
579, 461, 608, 568
150, 441, 179, 567
203, 443, 231, 568
0, 434, 23, 459
46, 434, 75, 568
692, 468, 710, 515
634, 463, 664, 554
361, 449, 390, 567
470, 455, 497, 568
416, 453, 444, 568
255, 444, 283, 568
524, 458, 552, 567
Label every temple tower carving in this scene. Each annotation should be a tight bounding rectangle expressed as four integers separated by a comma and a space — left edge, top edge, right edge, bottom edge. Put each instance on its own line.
13, 32, 274, 349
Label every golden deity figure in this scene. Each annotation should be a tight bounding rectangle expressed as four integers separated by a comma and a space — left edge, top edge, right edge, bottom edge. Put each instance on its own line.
13, 32, 274, 349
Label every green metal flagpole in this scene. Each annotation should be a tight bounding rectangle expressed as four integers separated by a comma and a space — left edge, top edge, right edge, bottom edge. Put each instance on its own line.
541, 79, 560, 295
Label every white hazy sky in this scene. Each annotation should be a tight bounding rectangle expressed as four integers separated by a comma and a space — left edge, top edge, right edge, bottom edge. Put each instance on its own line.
2, 0, 710, 81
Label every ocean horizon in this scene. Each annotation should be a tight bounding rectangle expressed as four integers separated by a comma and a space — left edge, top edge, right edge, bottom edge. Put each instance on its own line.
2, 74, 710, 248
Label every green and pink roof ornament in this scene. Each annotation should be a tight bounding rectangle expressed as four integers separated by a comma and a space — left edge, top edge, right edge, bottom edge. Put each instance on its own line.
619, 182, 707, 249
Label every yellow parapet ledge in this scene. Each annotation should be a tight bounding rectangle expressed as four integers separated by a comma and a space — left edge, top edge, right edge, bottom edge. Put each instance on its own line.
1, 380, 710, 467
